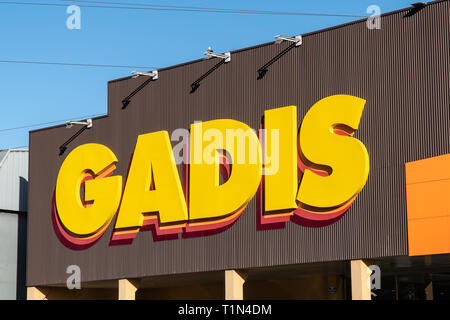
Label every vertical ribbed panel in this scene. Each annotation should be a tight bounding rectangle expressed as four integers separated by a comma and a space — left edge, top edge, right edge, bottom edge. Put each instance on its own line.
27, 1, 450, 286
0, 150, 28, 211
0, 150, 28, 299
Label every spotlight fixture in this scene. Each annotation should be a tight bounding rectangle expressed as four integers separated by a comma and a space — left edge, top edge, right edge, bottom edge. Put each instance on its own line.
65, 119, 92, 129
131, 70, 159, 80
204, 47, 231, 63
60, 119, 93, 155
274, 34, 302, 46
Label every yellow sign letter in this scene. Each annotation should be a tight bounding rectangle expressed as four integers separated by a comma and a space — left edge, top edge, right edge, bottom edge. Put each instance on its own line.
263, 105, 298, 212
297, 95, 369, 208
55, 143, 122, 237
113, 131, 188, 239
189, 119, 262, 222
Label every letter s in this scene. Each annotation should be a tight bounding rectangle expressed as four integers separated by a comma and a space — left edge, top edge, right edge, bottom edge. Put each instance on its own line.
297, 95, 369, 209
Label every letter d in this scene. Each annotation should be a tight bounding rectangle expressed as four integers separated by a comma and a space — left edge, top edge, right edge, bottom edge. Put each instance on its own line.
187, 119, 262, 232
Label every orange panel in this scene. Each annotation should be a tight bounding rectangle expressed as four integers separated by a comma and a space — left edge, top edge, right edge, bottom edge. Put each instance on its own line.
405, 180, 450, 220
405, 153, 450, 184
405, 154, 450, 256
408, 216, 450, 256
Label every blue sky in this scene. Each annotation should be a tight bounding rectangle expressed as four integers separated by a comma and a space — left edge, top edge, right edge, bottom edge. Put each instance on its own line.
0, 0, 414, 149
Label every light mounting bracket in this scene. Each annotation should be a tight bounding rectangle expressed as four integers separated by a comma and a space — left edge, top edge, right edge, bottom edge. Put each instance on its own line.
274, 34, 302, 47
131, 70, 159, 80
204, 47, 231, 63
65, 118, 92, 129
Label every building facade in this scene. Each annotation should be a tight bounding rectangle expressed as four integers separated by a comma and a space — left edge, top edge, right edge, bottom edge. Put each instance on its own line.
0, 149, 28, 300
26, 1, 449, 300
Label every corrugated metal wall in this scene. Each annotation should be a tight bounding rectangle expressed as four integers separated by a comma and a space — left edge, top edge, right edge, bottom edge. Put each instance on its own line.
0, 150, 28, 212
0, 212, 20, 299
0, 150, 28, 299
27, 1, 450, 286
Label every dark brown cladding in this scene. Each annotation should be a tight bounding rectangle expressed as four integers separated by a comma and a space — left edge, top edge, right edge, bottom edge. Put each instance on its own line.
27, 1, 450, 286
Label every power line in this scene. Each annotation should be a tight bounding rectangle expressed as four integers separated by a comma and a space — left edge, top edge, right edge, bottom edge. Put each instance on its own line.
0, 2, 367, 148
63, 0, 368, 17
0, 1, 368, 18
65, 0, 367, 17
0, 113, 104, 133
0, 59, 156, 69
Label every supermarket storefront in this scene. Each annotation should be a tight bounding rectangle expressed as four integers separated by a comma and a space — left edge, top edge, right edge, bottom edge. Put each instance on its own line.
26, 0, 450, 300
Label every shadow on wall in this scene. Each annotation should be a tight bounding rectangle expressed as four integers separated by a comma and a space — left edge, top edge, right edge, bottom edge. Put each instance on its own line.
16, 177, 27, 300
403, 3, 427, 18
